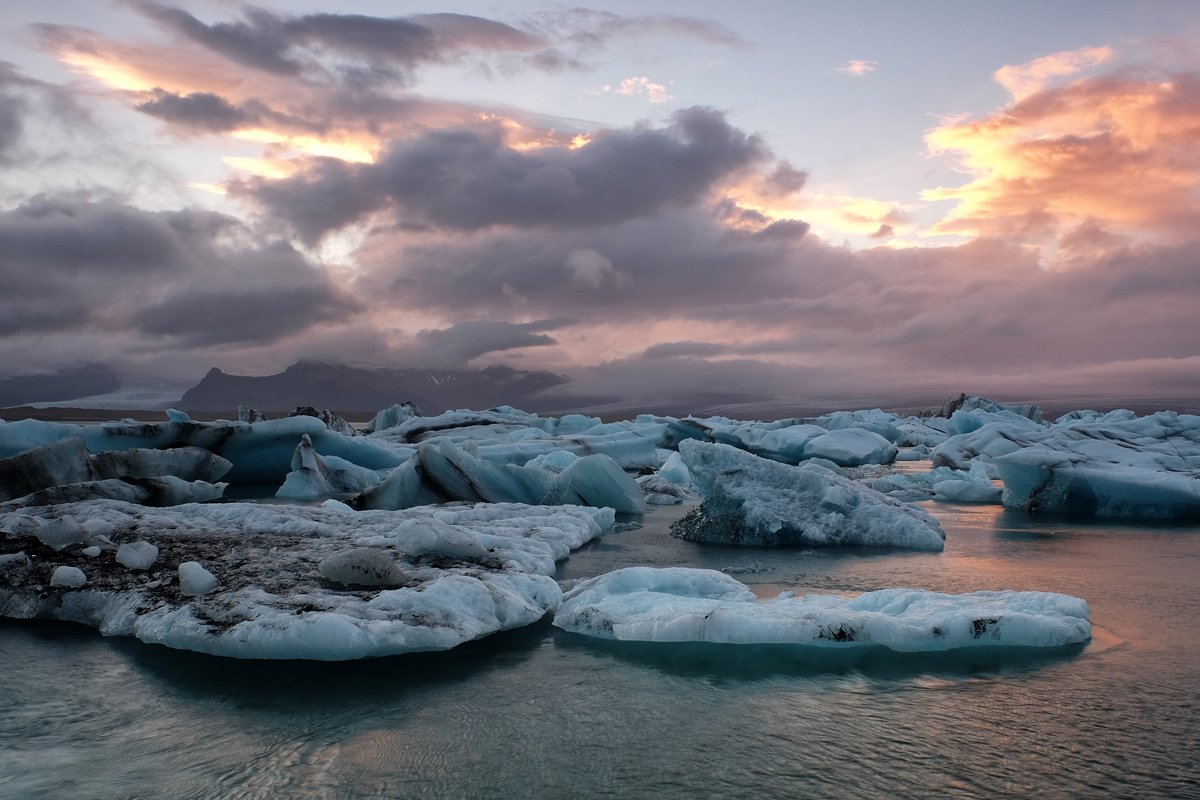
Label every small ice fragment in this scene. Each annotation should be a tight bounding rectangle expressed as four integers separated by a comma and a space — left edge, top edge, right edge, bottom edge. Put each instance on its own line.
0, 552, 30, 568
50, 565, 87, 588
35, 516, 89, 551
116, 541, 159, 571
178, 561, 219, 596
82, 546, 102, 557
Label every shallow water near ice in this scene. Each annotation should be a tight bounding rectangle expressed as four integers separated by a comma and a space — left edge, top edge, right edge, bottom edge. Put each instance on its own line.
2, 498, 1199, 799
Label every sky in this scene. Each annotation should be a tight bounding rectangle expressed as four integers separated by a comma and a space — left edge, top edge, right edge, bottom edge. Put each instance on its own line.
2, 0, 1199, 403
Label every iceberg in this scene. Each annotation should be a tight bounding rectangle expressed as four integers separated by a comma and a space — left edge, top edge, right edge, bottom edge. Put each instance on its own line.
0, 437, 231, 501
671, 441, 945, 550
0, 416, 402, 483
554, 567, 1091, 651
276, 434, 384, 500
994, 448, 1200, 519
0, 500, 613, 660
1, 476, 227, 508
354, 439, 644, 513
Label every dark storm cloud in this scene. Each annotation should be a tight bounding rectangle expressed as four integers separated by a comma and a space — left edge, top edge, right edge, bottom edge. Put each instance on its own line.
0, 200, 358, 347
238, 107, 769, 240
131, 2, 554, 86
135, 90, 257, 132
357, 206, 837, 321
413, 319, 571, 366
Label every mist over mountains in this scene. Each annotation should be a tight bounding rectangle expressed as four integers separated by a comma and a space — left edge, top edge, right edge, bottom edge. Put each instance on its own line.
175, 361, 574, 414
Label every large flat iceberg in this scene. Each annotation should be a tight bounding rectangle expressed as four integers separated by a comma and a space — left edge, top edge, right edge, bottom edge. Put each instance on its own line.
554, 567, 1092, 651
671, 440, 945, 550
0, 500, 613, 660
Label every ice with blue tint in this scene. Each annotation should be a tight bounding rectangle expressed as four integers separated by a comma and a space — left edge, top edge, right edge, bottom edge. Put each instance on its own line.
672, 440, 945, 550
994, 447, 1200, 519
276, 434, 385, 500
355, 439, 644, 513
0, 415, 402, 483
554, 567, 1091, 651
0, 500, 613, 660
0, 437, 231, 501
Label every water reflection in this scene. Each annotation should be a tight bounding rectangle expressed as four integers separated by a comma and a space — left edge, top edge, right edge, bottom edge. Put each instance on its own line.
549, 630, 1089, 682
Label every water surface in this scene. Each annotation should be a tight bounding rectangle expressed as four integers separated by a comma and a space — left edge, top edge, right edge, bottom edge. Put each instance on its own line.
2, 500, 1198, 799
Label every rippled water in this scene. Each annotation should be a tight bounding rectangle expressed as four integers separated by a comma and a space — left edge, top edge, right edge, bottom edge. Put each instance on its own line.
2, 499, 1199, 799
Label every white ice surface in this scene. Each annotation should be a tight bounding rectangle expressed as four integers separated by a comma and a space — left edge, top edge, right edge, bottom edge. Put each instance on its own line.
673, 441, 945, 550
554, 567, 1091, 651
0, 500, 613, 660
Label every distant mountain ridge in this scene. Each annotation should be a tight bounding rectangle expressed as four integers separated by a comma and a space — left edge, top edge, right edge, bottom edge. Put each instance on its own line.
176, 361, 571, 414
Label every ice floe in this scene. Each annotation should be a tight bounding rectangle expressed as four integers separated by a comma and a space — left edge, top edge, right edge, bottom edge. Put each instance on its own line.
0, 500, 613, 660
554, 567, 1091, 651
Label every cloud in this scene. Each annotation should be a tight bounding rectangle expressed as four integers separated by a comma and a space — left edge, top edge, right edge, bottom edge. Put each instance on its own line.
597, 76, 672, 103
993, 45, 1113, 100
135, 89, 258, 133
925, 58, 1200, 250
0, 199, 359, 364
130, 2, 551, 87
236, 106, 770, 240
835, 60, 877, 76
412, 319, 570, 366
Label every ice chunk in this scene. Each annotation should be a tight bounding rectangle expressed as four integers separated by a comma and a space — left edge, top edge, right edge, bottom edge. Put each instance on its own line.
554, 567, 1091, 651
994, 448, 1200, 519
82, 546, 102, 558
364, 402, 422, 434
50, 566, 87, 588
276, 434, 384, 500
177, 561, 219, 596
932, 461, 1002, 503
0, 437, 91, 501
318, 548, 404, 587
355, 440, 643, 513
802, 428, 897, 467
657, 451, 691, 485
116, 541, 158, 571
672, 441, 944, 550
1, 477, 226, 508
34, 515, 88, 550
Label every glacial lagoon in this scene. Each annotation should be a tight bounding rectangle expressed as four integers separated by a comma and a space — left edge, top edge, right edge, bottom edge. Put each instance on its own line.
3, 496, 1198, 799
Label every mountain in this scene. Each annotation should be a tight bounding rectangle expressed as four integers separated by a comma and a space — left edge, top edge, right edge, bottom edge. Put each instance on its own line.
176, 361, 572, 414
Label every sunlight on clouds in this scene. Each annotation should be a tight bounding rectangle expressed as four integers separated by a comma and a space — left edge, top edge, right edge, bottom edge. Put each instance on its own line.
994, 46, 1113, 100
924, 47, 1200, 254
222, 157, 300, 180
230, 128, 377, 164
187, 182, 228, 196
835, 60, 877, 76
59, 52, 160, 92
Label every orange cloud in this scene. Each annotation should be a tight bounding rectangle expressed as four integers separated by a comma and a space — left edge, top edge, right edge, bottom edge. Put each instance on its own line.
925, 53, 1200, 254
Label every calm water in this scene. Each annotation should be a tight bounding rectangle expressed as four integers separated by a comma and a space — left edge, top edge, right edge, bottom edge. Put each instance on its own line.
2, 499, 1199, 799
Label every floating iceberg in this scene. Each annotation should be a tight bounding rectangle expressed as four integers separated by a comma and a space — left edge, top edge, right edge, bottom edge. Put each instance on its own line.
0, 437, 231, 501
354, 439, 644, 513
671, 441, 945, 550
553, 567, 1091, 651
276, 434, 384, 500
994, 448, 1200, 519
0, 500, 612, 660
0, 416, 402, 483
1, 477, 227, 508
